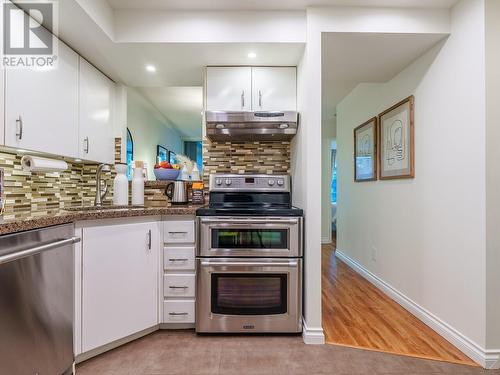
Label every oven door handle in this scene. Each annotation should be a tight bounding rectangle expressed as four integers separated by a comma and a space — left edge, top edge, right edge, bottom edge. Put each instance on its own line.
199, 218, 299, 225
200, 260, 298, 267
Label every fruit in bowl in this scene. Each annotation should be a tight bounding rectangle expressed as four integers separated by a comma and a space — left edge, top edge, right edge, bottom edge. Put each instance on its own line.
153, 162, 180, 180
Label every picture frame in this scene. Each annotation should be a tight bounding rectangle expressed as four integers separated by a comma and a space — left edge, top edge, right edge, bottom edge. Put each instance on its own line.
156, 145, 168, 163
168, 151, 176, 164
378, 96, 415, 179
354, 117, 378, 182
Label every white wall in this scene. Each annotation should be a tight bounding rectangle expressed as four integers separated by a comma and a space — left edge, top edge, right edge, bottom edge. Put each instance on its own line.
114, 10, 306, 43
127, 88, 183, 179
336, 0, 486, 353
485, 0, 500, 356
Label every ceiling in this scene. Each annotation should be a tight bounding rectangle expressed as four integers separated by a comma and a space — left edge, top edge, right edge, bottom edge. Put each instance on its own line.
107, 0, 459, 10
137, 87, 204, 139
321, 32, 447, 124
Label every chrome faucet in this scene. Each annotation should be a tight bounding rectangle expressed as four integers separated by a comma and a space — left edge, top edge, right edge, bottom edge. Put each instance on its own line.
95, 163, 111, 206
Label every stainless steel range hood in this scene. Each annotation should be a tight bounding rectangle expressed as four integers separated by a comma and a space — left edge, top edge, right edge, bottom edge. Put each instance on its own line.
205, 111, 298, 141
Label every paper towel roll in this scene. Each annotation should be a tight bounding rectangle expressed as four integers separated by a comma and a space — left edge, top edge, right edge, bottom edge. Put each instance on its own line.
21, 155, 68, 173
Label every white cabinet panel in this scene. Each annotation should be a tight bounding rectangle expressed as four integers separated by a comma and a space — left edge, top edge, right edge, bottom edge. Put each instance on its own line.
4, 40, 79, 157
163, 300, 195, 323
206, 67, 251, 111
82, 222, 159, 353
251, 67, 296, 111
79, 58, 115, 164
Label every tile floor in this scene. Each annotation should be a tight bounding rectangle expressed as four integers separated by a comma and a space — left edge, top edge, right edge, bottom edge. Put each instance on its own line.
76, 330, 500, 375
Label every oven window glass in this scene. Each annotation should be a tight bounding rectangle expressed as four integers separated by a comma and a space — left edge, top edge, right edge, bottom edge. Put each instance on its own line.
211, 229, 288, 249
211, 274, 287, 315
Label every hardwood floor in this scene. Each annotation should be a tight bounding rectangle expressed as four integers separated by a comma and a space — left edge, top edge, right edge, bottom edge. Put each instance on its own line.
322, 234, 477, 367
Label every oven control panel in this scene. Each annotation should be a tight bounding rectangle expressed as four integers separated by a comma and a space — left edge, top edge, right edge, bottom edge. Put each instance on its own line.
209, 174, 290, 192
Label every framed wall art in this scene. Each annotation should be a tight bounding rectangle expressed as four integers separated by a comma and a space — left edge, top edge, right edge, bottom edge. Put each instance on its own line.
157, 145, 168, 163
378, 96, 415, 179
354, 117, 378, 182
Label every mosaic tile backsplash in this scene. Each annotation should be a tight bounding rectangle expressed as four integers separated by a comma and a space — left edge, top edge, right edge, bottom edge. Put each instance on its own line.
202, 139, 291, 186
0, 151, 115, 216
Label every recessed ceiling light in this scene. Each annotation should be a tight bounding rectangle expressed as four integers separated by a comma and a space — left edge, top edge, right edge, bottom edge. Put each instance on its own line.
145, 64, 157, 73
247, 52, 257, 59
74, 159, 82, 162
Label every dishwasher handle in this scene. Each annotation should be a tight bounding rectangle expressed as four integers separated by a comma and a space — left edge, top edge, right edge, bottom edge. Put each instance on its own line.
0, 237, 81, 265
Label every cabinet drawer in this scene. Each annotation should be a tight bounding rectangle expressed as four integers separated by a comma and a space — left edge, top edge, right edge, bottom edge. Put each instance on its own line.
164, 274, 195, 297
164, 221, 195, 244
163, 300, 195, 323
164, 247, 195, 270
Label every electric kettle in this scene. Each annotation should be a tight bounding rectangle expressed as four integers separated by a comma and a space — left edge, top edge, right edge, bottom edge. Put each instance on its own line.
166, 181, 188, 204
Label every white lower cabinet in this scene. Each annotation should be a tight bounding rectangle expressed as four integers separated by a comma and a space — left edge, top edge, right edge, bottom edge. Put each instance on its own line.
163, 300, 195, 323
162, 217, 196, 324
164, 274, 196, 298
81, 221, 159, 353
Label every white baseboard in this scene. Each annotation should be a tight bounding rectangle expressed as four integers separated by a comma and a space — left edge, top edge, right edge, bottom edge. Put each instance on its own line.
321, 235, 332, 244
335, 250, 500, 370
302, 318, 325, 344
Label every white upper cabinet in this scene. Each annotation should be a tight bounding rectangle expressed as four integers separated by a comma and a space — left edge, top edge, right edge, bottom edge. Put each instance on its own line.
251, 67, 296, 111
206, 67, 252, 111
0, 70, 4, 146
205, 66, 296, 111
82, 221, 159, 353
4, 40, 79, 157
79, 58, 115, 164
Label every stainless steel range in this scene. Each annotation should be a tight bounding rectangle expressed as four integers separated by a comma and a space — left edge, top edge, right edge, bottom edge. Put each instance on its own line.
196, 174, 303, 333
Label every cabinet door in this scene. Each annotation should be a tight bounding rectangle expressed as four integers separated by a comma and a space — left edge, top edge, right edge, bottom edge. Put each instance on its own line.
251, 67, 296, 111
0, 70, 4, 146
82, 222, 159, 353
206, 67, 251, 111
79, 58, 115, 163
4, 40, 79, 157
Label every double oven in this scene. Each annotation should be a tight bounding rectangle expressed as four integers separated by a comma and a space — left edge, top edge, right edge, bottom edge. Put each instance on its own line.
196, 174, 303, 333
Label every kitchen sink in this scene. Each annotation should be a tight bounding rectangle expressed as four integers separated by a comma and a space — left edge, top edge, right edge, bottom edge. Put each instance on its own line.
63, 205, 146, 212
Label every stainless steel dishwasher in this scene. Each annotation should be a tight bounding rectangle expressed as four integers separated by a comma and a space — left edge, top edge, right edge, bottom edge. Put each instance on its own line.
0, 224, 80, 375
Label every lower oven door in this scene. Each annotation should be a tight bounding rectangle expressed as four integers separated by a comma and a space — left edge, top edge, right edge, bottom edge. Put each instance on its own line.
196, 258, 302, 333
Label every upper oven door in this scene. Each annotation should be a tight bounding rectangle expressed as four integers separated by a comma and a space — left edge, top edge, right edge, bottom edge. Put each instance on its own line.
198, 216, 302, 257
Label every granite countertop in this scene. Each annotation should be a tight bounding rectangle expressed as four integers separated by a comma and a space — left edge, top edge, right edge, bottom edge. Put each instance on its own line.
0, 205, 205, 236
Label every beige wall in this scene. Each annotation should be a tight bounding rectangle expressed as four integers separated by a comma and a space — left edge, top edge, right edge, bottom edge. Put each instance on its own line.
336, 0, 486, 351
485, 0, 500, 353
127, 88, 183, 179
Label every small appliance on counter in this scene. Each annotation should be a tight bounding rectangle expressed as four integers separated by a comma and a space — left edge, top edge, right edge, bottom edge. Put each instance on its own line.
195, 173, 303, 333
113, 163, 129, 206
166, 180, 188, 205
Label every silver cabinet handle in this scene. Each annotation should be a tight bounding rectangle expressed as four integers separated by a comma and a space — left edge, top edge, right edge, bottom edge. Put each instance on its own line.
84, 137, 89, 154
147, 229, 152, 250
168, 285, 188, 289
168, 231, 187, 234
168, 312, 188, 316
259, 90, 262, 107
16, 116, 23, 140
168, 258, 189, 262
0, 237, 81, 265
241, 90, 245, 108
